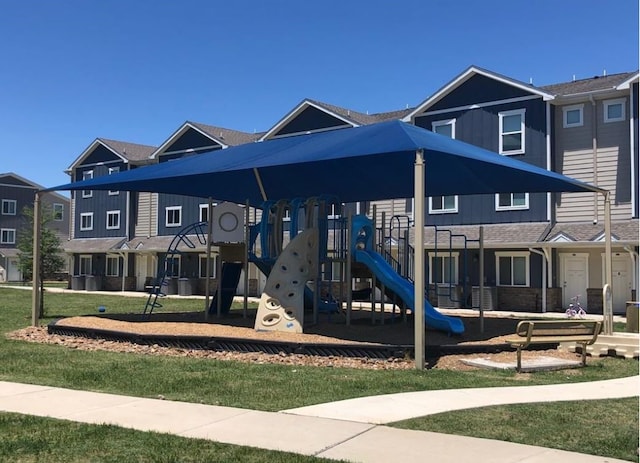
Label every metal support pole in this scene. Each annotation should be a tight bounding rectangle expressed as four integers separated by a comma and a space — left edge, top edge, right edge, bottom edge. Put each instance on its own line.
414, 149, 425, 370
345, 210, 352, 325
479, 226, 484, 334
243, 200, 250, 318
31, 192, 42, 326
603, 191, 613, 335
205, 198, 213, 319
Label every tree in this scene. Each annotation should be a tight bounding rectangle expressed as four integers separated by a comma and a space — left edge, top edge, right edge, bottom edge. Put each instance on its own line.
17, 205, 65, 318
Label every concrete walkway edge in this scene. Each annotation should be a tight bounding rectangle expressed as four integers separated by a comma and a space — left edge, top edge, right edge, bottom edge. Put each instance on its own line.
0, 378, 636, 463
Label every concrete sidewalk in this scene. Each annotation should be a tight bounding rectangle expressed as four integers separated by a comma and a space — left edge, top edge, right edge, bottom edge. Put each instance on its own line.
0, 379, 636, 463
283, 375, 639, 424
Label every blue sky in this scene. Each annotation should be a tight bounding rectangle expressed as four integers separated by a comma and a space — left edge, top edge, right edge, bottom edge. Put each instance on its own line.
1, 0, 637, 192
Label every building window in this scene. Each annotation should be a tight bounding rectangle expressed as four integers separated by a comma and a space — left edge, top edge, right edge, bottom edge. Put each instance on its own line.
432, 119, 456, 138
199, 254, 218, 278
53, 203, 64, 221
165, 255, 181, 277
428, 252, 459, 284
199, 202, 217, 223
108, 167, 120, 195
1, 199, 16, 215
80, 212, 93, 231
166, 206, 182, 227
82, 170, 93, 198
495, 193, 529, 211
496, 252, 529, 286
429, 195, 458, 214
79, 255, 92, 276
106, 210, 120, 230
562, 104, 584, 128
0, 228, 16, 244
106, 256, 119, 276
499, 109, 525, 155
603, 98, 626, 123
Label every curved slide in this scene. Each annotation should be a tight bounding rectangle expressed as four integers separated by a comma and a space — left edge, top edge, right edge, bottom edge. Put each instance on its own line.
354, 249, 464, 335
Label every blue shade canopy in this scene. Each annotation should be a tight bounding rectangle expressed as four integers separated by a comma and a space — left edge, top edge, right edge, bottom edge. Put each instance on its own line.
45, 120, 603, 204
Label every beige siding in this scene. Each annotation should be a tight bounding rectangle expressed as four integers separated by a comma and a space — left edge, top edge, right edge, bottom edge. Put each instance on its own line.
554, 95, 633, 223
70, 197, 76, 239
370, 199, 411, 228
134, 192, 158, 237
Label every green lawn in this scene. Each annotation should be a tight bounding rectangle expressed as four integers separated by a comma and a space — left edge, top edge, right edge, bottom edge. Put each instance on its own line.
393, 397, 639, 463
0, 287, 638, 462
0, 412, 341, 463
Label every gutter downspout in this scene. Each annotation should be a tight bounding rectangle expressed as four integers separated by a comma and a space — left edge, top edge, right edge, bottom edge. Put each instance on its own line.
529, 247, 547, 312
629, 88, 636, 216
624, 245, 638, 299
589, 95, 599, 221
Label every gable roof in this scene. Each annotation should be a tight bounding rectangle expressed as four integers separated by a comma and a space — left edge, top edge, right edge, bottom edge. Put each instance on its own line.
260, 99, 413, 140
150, 121, 261, 159
66, 138, 157, 171
404, 65, 555, 120
0, 172, 69, 202
540, 71, 638, 98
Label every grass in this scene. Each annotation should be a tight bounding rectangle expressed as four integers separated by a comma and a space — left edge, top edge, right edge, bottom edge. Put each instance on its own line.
393, 397, 639, 463
0, 287, 638, 461
0, 412, 340, 463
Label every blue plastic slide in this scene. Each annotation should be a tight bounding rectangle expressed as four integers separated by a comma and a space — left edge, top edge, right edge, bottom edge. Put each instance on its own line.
354, 249, 464, 335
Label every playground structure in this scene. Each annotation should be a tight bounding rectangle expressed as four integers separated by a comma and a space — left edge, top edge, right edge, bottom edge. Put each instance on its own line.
146, 196, 468, 336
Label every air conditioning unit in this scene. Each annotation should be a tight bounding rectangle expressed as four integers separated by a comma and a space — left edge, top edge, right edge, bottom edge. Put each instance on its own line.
472, 286, 497, 311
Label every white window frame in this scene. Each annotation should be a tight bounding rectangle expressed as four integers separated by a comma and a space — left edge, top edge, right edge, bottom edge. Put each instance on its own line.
428, 251, 459, 284
1, 199, 16, 215
327, 203, 341, 220
106, 256, 120, 277
198, 253, 218, 279
562, 104, 584, 128
53, 203, 64, 221
495, 251, 530, 287
432, 118, 456, 138
108, 166, 120, 195
429, 195, 458, 214
165, 206, 182, 227
0, 228, 16, 244
603, 98, 626, 123
495, 192, 529, 211
199, 204, 209, 223
79, 255, 92, 276
80, 212, 93, 231
82, 170, 93, 198
106, 210, 121, 230
498, 108, 525, 155
165, 255, 181, 277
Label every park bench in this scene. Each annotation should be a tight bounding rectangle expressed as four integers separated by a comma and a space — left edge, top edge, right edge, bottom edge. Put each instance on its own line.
505, 319, 602, 372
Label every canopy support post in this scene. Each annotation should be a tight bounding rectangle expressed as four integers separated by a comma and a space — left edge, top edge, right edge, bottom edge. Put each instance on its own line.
603, 190, 613, 335
205, 198, 213, 318
414, 149, 425, 370
253, 168, 268, 201
31, 191, 42, 326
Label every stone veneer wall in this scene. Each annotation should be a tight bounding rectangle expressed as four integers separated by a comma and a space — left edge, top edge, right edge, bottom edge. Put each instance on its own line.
496, 287, 563, 312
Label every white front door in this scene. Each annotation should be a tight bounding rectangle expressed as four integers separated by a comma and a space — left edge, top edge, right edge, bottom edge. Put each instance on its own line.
136, 255, 149, 291
7, 258, 21, 282
560, 253, 589, 310
605, 253, 632, 314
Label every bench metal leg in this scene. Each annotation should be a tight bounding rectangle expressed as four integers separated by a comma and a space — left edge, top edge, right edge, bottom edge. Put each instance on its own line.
580, 343, 587, 366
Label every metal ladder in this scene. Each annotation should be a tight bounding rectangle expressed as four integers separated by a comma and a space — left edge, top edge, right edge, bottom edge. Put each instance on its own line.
143, 221, 208, 315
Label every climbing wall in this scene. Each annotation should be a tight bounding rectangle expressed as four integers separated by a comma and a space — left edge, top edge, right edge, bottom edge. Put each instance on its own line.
254, 228, 318, 333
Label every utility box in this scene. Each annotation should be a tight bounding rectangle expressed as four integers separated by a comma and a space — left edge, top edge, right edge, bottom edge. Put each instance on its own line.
472, 286, 497, 311
626, 301, 639, 333
178, 278, 194, 296
437, 285, 462, 308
